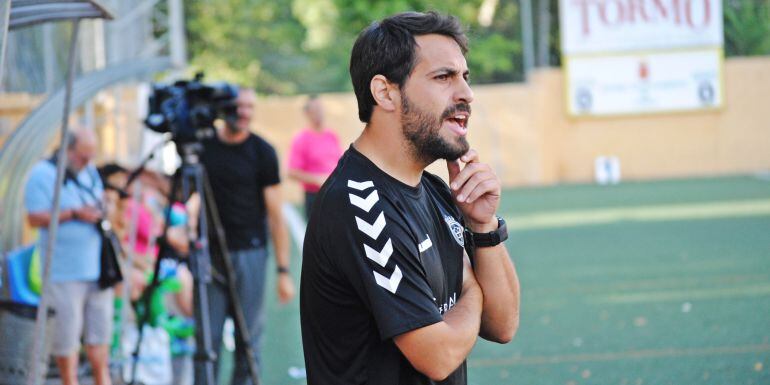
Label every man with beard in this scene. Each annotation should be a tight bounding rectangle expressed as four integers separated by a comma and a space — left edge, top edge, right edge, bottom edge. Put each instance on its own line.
299, 11, 520, 385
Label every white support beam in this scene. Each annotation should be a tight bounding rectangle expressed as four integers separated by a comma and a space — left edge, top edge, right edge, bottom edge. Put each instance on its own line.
168, 0, 186, 69
0, 0, 11, 84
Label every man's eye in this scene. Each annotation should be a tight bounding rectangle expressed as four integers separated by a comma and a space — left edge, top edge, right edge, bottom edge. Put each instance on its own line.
435, 74, 449, 81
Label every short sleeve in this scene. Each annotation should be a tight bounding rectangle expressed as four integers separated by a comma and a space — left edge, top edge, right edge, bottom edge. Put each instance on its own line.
25, 164, 54, 213
257, 138, 281, 186
320, 185, 442, 340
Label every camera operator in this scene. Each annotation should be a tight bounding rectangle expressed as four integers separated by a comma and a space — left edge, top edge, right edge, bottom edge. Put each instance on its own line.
196, 87, 295, 385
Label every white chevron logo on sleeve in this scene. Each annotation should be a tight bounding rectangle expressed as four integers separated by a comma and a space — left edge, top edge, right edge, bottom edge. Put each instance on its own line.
364, 238, 393, 267
347, 180, 374, 191
355, 212, 386, 240
418, 235, 433, 252
348, 190, 379, 212
373, 265, 403, 294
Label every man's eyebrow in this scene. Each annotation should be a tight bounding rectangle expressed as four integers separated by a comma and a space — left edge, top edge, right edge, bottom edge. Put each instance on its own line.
428, 67, 460, 76
427, 67, 470, 77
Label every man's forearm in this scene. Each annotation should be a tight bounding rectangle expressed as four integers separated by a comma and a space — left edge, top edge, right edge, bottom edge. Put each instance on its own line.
27, 210, 76, 227
269, 214, 290, 269
263, 185, 291, 269
438, 280, 483, 361
394, 277, 483, 381
473, 243, 520, 343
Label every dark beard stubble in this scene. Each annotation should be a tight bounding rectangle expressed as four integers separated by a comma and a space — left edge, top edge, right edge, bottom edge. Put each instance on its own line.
400, 95, 470, 165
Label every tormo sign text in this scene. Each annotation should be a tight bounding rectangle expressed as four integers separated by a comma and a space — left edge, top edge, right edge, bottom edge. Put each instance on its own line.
572, 0, 714, 35
561, 0, 722, 54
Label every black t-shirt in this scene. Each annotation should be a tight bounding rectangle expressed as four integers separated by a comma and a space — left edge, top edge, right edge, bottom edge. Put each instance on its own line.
200, 133, 280, 251
300, 146, 467, 385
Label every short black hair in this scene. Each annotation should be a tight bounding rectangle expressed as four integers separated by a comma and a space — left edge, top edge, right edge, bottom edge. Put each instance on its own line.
98, 163, 130, 199
349, 11, 468, 123
98, 163, 128, 179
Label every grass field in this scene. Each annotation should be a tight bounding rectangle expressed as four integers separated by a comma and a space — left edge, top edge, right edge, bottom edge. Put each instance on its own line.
225, 175, 770, 385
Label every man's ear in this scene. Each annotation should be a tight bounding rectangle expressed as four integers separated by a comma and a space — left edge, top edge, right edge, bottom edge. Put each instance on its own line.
370, 75, 399, 113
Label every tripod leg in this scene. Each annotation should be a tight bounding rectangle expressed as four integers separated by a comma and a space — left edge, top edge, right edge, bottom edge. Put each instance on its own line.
191, 282, 227, 385
189, 261, 217, 385
186, 165, 218, 385
201, 171, 262, 385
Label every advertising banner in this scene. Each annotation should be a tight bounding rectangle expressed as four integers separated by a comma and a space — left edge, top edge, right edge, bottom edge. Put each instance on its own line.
559, 0, 724, 116
565, 49, 722, 115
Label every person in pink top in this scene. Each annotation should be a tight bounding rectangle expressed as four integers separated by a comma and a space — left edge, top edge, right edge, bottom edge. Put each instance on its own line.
288, 95, 343, 218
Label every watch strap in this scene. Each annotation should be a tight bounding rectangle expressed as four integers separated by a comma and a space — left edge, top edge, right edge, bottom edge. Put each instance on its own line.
469, 216, 508, 248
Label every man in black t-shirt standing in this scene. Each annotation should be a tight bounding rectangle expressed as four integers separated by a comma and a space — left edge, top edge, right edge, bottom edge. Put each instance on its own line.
198, 88, 295, 385
300, 12, 521, 385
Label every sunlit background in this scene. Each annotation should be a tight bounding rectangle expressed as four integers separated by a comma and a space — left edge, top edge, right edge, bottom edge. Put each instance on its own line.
1, 1, 769, 384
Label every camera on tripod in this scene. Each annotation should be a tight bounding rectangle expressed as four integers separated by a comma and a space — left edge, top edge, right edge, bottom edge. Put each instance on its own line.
145, 72, 239, 144
132, 75, 261, 385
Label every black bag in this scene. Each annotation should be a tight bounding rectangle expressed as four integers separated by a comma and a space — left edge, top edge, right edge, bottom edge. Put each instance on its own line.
97, 220, 124, 289
53, 158, 124, 289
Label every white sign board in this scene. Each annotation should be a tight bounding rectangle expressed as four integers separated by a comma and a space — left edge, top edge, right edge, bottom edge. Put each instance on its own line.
566, 49, 721, 116
560, 0, 723, 54
559, 0, 724, 116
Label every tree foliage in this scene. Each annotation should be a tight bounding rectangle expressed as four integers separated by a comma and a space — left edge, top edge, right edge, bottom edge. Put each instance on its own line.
184, 0, 770, 95
185, 0, 524, 94
724, 0, 770, 56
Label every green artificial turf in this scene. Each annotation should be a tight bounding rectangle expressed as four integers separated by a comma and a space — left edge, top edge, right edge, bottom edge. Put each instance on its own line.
221, 175, 770, 385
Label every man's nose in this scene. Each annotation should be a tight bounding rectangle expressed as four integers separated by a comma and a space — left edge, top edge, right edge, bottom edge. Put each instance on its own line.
455, 78, 474, 105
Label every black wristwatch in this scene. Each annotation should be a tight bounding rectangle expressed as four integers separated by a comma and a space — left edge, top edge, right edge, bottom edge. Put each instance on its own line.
466, 216, 508, 248
276, 266, 290, 275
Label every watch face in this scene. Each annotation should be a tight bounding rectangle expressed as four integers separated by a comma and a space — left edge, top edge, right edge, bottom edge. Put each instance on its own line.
497, 217, 509, 243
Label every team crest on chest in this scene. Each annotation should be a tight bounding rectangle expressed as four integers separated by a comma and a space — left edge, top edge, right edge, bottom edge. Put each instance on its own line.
443, 215, 464, 247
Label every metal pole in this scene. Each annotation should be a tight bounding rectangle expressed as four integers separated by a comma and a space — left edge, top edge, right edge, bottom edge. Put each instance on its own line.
27, 19, 81, 385
0, 0, 11, 84
106, 0, 117, 65
43, 24, 56, 92
537, 0, 551, 67
0, 0, 10, 297
520, 0, 535, 78
168, 0, 186, 69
